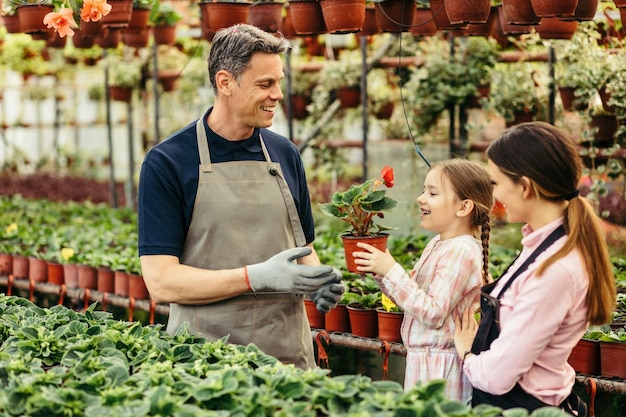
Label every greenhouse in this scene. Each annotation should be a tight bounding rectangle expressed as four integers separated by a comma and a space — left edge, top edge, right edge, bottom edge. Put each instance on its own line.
0, 0, 625, 416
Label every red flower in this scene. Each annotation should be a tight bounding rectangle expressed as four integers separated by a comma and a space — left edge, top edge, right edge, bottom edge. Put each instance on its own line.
380, 165, 394, 188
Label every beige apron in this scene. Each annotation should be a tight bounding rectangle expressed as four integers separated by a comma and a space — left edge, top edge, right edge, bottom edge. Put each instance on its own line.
166, 118, 315, 369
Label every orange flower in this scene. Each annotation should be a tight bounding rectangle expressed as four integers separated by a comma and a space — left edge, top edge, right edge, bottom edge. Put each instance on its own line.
80, 0, 112, 22
43, 8, 78, 38
380, 165, 394, 188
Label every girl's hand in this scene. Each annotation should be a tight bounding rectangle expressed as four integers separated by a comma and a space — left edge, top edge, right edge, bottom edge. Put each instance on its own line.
352, 242, 396, 277
454, 305, 479, 358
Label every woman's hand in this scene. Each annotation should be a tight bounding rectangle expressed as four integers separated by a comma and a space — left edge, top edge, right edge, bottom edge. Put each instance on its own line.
454, 305, 479, 359
352, 242, 396, 277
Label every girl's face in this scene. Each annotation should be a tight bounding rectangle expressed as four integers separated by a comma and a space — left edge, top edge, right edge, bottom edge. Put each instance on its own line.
487, 160, 527, 224
416, 167, 464, 238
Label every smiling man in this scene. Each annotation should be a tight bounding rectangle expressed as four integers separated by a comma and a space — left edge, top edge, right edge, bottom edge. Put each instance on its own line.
137, 24, 344, 369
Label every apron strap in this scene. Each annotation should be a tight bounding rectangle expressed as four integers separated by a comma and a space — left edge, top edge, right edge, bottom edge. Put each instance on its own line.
196, 118, 212, 173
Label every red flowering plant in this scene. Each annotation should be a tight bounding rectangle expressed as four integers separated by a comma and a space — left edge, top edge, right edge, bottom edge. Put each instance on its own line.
319, 166, 399, 237
43, 0, 111, 38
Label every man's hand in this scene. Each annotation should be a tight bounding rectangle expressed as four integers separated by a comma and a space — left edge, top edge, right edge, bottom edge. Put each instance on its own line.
309, 268, 344, 313
247, 247, 340, 293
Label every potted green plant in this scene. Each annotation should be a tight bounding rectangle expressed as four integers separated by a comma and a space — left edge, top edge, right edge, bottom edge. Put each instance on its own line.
100, 51, 145, 101
149, 0, 181, 45
317, 49, 362, 108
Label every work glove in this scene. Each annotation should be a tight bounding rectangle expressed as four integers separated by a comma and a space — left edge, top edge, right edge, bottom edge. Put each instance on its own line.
247, 247, 339, 293
310, 270, 345, 313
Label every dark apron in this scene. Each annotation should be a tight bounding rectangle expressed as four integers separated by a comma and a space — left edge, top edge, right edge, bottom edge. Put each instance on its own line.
166, 119, 315, 369
470, 226, 586, 416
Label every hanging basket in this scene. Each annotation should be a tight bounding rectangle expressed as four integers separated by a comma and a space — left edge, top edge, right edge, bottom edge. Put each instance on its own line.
374, 0, 415, 33
535, 16, 578, 40
152, 24, 177, 46
288, 0, 327, 35
157, 71, 181, 92
443, 0, 491, 25
410, 7, 438, 37
502, 0, 542, 25
100, 0, 133, 28
17, 5, 54, 38
319, 0, 366, 34
203, 1, 250, 33
127, 6, 151, 32
529, 0, 578, 18
109, 85, 134, 102
248, 1, 283, 33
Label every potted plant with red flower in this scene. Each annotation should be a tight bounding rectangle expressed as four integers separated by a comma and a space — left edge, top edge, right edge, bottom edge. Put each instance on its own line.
319, 165, 398, 273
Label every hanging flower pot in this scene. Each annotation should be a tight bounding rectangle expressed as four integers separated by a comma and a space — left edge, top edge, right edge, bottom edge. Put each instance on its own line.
157, 71, 180, 92
462, 6, 497, 37
203, 0, 250, 33
558, 87, 588, 112
319, 0, 366, 34
152, 24, 177, 46
336, 86, 361, 109
2, 13, 21, 33
535, 16, 578, 40
341, 234, 389, 273
347, 306, 378, 338
410, 6, 438, 37
46, 32, 67, 49
109, 85, 134, 102
16, 4, 54, 39
325, 304, 351, 333
122, 28, 151, 48
96, 27, 123, 49
289, 0, 327, 35
283, 94, 311, 120
374, 0, 415, 33
280, 5, 297, 38
100, 0, 134, 28
502, 0, 541, 25
430, 0, 467, 30
248, 1, 283, 33
529, 0, 578, 18
72, 30, 97, 49
80, 19, 105, 37
443, 0, 491, 25
589, 113, 618, 147
358, 5, 380, 36
127, 6, 151, 32
304, 298, 325, 329
505, 109, 536, 128
376, 308, 403, 343
560, 0, 599, 22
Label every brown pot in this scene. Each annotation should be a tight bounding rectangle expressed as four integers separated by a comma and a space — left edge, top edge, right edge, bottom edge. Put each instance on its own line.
248, 1, 283, 33
358, 6, 380, 36
127, 6, 150, 32
17, 5, 54, 38
2, 14, 21, 33
152, 24, 177, 46
530, 0, 578, 18
157, 71, 180, 92
289, 0, 327, 35
199, 2, 216, 42
336, 86, 361, 109
377, 309, 403, 343
374, 0, 415, 33
72, 30, 97, 49
502, 0, 541, 25
558, 87, 588, 112
373, 101, 395, 119
280, 5, 297, 38
80, 20, 105, 36
283, 94, 311, 120
347, 306, 378, 338
0, 253, 13, 275
28, 257, 47, 283
560, 0, 599, 22
109, 86, 133, 102
505, 110, 536, 128
128, 273, 150, 299
535, 16, 578, 40
96, 27, 122, 49
320, 0, 366, 34
46, 32, 68, 49
97, 267, 115, 293
47, 262, 64, 286
77, 264, 98, 290
589, 114, 618, 146
341, 233, 389, 274
114, 270, 129, 297
443, 0, 491, 25
12, 255, 29, 279
599, 341, 626, 378
568, 338, 600, 375
325, 304, 351, 333
462, 6, 497, 37
430, 0, 467, 30
63, 263, 79, 288
204, 1, 250, 33
304, 298, 325, 329
410, 7, 438, 37
101, 0, 134, 28
122, 28, 151, 48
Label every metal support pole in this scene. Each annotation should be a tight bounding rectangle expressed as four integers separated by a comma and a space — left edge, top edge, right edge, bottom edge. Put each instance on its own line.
548, 44, 556, 125
104, 49, 118, 208
152, 42, 161, 146
126, 99, 136, 209
285, 48, 294, 142
361, 34, 369, 181
448, 35, 456, 156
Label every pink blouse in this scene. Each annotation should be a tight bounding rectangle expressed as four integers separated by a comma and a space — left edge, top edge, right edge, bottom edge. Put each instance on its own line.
463, 218, 589, 406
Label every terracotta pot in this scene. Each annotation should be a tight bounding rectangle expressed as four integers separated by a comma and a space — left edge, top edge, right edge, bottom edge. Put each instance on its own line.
325, 304, 350, 333
128, 273, 149, 299
283, 94, 311, 120
462, 6, 497, 37
46, 32, 68, 49
127, 6, 150, 32
599, 341, 626, 378
377, 309, 403, 343
96, 27, 122, 48
114, 270, 129, 297
280, 5, 297, 38
466, 83, 490, 108
535, 16, 578, 40
502, 0, 541, 25
80, 20, 105, 36
17, 5, 54, 38
100, 0, 134, 28
304, 298, 325, 329
97, 267, 115, 293
410, 7, 438, 37
72, 30, 97, 49
341, 233, 389, 273
430, 0, 467, 30
203, 1, 250, 33
505, 110, 536, 128
589, 114, 618, 146
63, 263, 79, 288
0, 253, 13, 275
568, 338, 600, 375
122, 28, 151, 48
373, 101, 395, 119
374, 0, 415, 33
558, 87, 588, 112
29, 257, 48, 283
319, 0, 366, 34
336, 86, 361, 109
152, 24, 177, 46
560, 0, 599, 22
289, 0, 327, 35
443, 0, 491, 25
109, 86, 133, 102
47, 262, 64, 286
157, 71, 180, 92
199, 2, 216, 42
358, 6, 380, 36
530, 0, 578, 18
248, 1, 283, 33
12, 255, 29, 279
77, 264, 98, 290
347, 306, 378, 338
2, 14, 21, 33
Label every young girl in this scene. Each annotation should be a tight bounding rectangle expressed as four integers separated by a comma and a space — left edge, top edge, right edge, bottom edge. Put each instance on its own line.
454, 122, 615, 415
353, 159, 493, 403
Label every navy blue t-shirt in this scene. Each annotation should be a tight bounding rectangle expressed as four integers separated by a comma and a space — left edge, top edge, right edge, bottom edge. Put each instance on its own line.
137, 109, 316, 258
